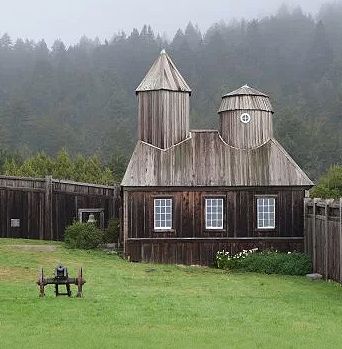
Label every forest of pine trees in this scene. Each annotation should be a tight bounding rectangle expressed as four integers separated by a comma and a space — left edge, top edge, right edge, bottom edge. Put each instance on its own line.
0, 3, 341, 181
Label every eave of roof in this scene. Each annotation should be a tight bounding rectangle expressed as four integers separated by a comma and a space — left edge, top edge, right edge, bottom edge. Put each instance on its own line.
122, 131, 313, 188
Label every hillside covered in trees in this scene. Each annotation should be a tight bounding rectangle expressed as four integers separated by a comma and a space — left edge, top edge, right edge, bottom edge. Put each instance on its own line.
0, 2, 341, 180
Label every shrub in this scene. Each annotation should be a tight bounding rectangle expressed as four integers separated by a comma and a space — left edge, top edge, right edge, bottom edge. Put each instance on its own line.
216, 249, 312, 276
3, 149, 117, 185
103, 218, 120, 243
64, 221, 104, 249
310, 165, 342, 199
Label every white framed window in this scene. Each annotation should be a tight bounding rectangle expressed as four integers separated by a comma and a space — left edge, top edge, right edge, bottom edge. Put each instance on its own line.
205, 198, 224, 229
240, 113, 251, 124
154, 198, 172, 230
257, 197, 275, 229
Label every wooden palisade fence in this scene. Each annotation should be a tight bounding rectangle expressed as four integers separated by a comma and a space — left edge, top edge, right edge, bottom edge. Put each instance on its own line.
304, 198, 342, 282
0, 175, 120, 241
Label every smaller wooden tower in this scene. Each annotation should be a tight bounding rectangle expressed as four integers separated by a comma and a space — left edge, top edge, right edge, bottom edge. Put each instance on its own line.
218, 85, 274, 149
136, 50, 191, 149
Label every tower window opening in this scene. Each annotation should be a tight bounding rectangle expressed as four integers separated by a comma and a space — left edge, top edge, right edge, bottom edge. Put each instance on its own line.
240, 113, 251, 123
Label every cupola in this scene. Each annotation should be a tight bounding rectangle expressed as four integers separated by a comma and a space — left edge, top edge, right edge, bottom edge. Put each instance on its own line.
218, 85, 273, 149
136, 50, 191, 149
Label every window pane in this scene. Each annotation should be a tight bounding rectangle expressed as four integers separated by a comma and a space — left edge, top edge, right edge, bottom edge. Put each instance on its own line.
154, 198, 172, 229
257, 197, 275, 229
205, 198, 224, 229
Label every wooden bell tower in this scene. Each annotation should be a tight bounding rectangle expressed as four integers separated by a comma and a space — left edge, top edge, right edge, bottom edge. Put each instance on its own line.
218, 85, 274, 149
136, 50, 191, 149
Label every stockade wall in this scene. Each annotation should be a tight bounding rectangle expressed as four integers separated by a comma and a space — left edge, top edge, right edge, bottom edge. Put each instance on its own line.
0, 175, 120, 241
304, 198, 342, 282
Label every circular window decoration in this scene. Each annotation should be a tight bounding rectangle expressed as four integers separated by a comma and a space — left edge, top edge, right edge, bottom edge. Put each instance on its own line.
240, 113, 251, 124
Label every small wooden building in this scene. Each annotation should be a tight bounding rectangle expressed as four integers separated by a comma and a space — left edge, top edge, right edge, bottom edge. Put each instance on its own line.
121, 50, 313, 265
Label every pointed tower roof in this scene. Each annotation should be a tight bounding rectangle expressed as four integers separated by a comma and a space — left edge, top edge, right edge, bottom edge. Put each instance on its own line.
219, 84, 273, 113
223, 84, 268, 97
136, 50, 191, 94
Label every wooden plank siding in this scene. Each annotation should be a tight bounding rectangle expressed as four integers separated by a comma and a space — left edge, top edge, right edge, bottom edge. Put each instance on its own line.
124, 187, 305, 265
126, 238, 304, 266
218, 85, 273, 149
219, 110, 273, 149
218, 94, 273, 113
138, 91, 190, 149
0, 175, 120, 241
136, 51, 191, 150
304, 198, 342, 283
0, 189, 45, 240
122, 133, 313, 187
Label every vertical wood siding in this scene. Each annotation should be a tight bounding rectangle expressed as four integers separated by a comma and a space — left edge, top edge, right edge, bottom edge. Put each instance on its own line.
138, 90, 190, 149
125, 188, 304, 239
122, 133, 313, 187
0, 176, 120, 240
126, 238, 304, 266
124, 187, 305, 264
219, 110, 273, 148
305, 198, 342, 283
218, 93, 273, 113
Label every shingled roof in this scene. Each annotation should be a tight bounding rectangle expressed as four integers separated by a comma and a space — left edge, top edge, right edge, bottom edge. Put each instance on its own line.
136, 50, 191, 94
223, 84, 268, 97
121, 130, 313, 187
218, 84, 273, 113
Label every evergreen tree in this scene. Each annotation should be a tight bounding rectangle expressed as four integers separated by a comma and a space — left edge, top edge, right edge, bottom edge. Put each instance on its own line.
0, 33, 12, 49
184, 22, 202, 50
305, 21, 333, 80
0, 9, 340, 181
35, 39, 49, 59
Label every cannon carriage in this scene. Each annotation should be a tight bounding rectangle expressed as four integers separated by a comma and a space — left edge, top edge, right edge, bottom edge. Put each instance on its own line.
37, 265, 85, 297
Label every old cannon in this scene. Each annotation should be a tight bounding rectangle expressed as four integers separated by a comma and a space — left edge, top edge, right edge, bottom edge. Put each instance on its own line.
37, 264, 85, 297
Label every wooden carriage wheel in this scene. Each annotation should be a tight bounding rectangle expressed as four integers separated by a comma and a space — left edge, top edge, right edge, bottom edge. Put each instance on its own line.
77, 267, 84, 297
38, 268, 45, 297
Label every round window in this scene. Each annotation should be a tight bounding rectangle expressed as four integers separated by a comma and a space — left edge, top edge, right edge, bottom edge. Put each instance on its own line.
240, 113, 251, 124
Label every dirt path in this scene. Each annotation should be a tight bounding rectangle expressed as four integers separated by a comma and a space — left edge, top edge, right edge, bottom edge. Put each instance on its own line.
6, 244, 57, 252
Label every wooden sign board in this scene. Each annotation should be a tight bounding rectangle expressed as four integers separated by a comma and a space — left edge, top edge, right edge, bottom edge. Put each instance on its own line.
10, 219, 20, 228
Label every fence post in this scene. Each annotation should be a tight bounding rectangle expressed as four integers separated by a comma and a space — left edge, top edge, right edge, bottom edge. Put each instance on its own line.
324, 201, 329, 280
44, 176, 53, 240
304, 198, 309, 254
340, 198, 342, 283
312, 198, 318, 272
123, 190, 128, 257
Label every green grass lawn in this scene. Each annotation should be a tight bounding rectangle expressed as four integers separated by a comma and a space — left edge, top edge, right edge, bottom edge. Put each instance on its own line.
0, 239, 342, 349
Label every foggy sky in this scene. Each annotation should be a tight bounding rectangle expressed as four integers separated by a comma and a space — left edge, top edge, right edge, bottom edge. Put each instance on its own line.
0, 0, 330, 46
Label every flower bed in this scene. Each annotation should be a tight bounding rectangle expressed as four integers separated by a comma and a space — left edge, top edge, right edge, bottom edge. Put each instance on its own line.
216, 249, 312, 276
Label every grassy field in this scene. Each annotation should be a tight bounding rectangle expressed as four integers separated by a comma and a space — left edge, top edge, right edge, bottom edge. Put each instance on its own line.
0, 239, 342, 349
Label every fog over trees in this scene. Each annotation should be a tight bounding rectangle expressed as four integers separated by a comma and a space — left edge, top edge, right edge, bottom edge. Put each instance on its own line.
0, 3, 341, 180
